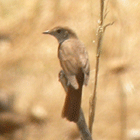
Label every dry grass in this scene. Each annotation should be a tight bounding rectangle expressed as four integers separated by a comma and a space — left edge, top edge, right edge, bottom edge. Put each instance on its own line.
0, 0, 140, 140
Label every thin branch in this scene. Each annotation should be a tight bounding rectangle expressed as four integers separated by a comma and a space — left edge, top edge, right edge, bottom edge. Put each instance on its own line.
104, 21, 115, 32
77, 108, 93, 140
89, 0, 114, 134
89, 0, 105, 133
104, 0, 109, 19
104, 10, 109, 19
100, 0, 104, 25
59, 70, 93, 140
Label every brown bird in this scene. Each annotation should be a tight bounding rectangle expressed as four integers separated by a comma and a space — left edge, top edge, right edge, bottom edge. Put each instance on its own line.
43, 27, 90, 122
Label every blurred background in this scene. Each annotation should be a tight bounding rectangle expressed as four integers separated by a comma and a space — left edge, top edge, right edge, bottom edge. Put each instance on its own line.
0, 0, 140, 140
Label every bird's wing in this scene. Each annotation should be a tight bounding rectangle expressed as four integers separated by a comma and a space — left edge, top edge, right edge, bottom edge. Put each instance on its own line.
58, 40, 80, 89
82, 58, 90, 86
79, 49, 90, 86
58, 40, 81, 74
58, 39, 90, 88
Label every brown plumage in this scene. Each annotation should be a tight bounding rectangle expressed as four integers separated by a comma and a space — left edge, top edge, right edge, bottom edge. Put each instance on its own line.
43, 26, 90, 122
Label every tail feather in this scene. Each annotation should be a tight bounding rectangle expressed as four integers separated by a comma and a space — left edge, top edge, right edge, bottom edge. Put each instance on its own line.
62, 87, 82, 122
62, 71, 84, 122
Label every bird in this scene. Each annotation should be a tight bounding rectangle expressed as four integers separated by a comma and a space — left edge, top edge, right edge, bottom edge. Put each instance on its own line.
43, 26, 90, 122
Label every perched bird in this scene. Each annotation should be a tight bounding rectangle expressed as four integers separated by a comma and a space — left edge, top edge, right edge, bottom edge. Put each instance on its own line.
43, 27, 90, 122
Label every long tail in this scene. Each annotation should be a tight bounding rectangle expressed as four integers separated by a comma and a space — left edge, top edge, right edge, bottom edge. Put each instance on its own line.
62, 87, 82, 122
62, 72, 84, 122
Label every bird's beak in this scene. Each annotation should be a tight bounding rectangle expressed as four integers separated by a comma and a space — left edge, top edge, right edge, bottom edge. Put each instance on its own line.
43, 30, 51, 34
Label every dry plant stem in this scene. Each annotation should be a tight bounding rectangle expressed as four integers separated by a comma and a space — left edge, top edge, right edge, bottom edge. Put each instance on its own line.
77, 108, 93, 140
89, 0, 105, 133
59, 70, 93, 140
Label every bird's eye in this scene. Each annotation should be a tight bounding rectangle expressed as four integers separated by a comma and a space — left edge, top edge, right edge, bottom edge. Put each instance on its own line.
57, 29, 61, 33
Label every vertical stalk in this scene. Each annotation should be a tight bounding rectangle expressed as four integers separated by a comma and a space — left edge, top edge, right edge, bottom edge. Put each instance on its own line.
89, 0, 105, 133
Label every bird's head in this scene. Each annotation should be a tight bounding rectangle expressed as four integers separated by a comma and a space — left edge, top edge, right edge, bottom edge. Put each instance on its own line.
43, 26, 77, 44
